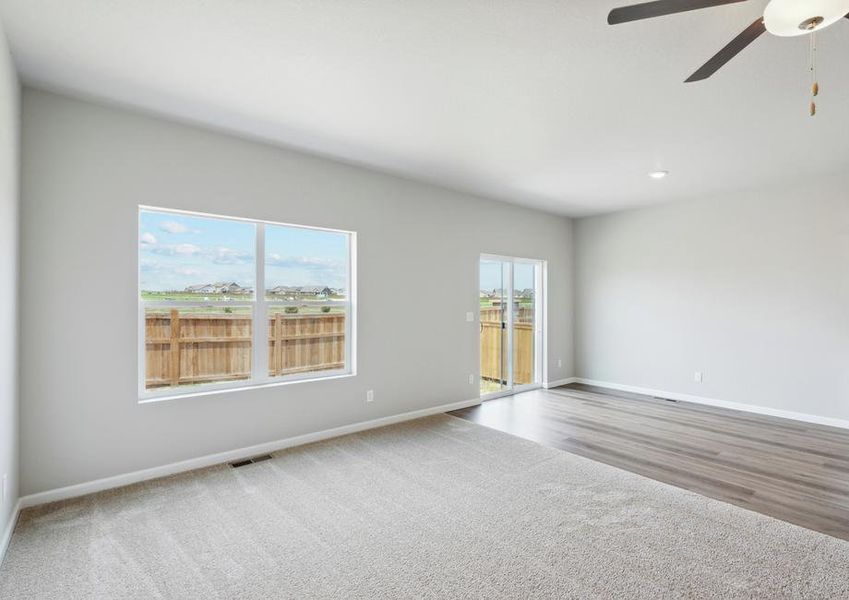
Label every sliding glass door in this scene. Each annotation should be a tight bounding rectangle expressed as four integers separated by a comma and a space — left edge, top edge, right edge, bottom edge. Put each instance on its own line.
479, 259, 509, 395
479, 255, 543, 399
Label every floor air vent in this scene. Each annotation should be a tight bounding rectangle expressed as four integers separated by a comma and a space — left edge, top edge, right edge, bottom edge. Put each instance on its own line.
655, 397, 678, 403
229, 455, 273, 468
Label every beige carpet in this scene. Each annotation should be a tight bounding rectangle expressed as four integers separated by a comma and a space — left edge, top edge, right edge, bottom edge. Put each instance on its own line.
2, 415, 848, 599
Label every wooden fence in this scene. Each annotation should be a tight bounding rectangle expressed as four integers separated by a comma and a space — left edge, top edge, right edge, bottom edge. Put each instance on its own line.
145, 311, 345, 389
480, 307, 535, 385
145, 308, 531, 390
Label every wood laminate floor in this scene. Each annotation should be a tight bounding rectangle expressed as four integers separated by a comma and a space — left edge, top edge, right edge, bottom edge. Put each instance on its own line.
450, 383, 849, 541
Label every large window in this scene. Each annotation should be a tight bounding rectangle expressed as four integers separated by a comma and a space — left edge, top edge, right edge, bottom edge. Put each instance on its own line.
139, 207, 354, 400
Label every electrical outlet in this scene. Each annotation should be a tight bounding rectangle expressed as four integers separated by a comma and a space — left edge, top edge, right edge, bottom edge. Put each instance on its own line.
694, 371, 703, 383
468, 374, 475, 385
366, 389, 374, 403
557, 358, 562, 368
466, 312, 475, 322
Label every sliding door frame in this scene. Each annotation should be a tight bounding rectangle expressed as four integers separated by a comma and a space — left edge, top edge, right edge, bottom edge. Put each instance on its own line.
479, 253, 546, 401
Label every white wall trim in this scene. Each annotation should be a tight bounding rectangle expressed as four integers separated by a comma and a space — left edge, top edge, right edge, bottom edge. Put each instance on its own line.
574, 378, 849, 430
19, 398, 481, 509
0, 499, 22, 569
543, 377, 576, 389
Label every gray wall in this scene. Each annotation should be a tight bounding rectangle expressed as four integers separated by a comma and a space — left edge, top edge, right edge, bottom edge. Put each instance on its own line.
0, 20, 19, 537
19, 88, 574, 496
575, 173, 849, 422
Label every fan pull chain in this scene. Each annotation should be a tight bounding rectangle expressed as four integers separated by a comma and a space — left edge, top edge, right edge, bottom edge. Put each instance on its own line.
809, 31, 818, 117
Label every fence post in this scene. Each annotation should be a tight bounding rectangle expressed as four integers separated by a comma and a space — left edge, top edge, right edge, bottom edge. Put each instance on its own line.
170, 309, 180, 386
274, 313, 283, 376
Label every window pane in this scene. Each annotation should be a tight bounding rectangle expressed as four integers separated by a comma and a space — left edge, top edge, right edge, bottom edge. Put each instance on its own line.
479, 260, 508, 395
513, 263, 536, 386
267, 304, 346, 377
139, 210, 256, 300
144, 306, 252, 390
265, 224, 348, 301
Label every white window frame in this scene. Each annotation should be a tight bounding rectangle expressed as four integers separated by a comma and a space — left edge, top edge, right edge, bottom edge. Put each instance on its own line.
138, 206, 357, 403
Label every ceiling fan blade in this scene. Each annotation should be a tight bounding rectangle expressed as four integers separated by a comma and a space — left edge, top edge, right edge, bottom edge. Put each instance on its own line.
608, 0, 747, 25
685, 18, 766, 82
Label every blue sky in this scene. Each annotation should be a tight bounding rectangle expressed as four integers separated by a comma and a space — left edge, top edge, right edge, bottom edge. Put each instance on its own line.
265, 224, 348, 289
480, 260, 535, 293
139, 210, 348, 292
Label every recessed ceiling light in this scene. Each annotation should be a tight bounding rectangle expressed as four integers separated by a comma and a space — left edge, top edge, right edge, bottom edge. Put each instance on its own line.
648, 170, 669, 180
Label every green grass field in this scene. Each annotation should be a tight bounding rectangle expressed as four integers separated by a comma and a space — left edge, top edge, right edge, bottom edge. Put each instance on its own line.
141, 291, 249, 302
142, 291, 346, 301
480, 298, 534, 309
142, 291, 346, 315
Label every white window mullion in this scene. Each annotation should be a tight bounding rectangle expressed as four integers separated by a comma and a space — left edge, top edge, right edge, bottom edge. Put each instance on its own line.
253, 223, 268, 384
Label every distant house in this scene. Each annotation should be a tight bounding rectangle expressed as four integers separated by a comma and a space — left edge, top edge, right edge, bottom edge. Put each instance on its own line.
268, 285, 332, 298
185, 283, 218, 294
485, 288, 533, 300
268, 285, 299, 297
300, 286, 332, 298
185, 282, 252, 295
212, 282, 251, 294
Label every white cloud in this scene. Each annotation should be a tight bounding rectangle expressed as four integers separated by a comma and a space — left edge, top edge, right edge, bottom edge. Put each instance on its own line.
140, 232, 157, 246
266, 254, 338, 270
144, 242, 241, 261
174, 243, 201, 255
212, 246, 253, 264
159, 220, 190, 234
175, 267, 200, 276
139, 258, 158, 272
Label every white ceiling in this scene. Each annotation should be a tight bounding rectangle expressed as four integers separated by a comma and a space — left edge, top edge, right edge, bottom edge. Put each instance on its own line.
1, 0, 848, 216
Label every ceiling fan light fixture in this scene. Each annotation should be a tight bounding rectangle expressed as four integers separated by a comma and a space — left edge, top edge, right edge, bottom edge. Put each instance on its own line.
763, 0, 849, 36
648, 170, 669, 180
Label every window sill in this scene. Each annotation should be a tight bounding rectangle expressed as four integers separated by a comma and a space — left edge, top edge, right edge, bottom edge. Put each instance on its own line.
138, 370, 355, 405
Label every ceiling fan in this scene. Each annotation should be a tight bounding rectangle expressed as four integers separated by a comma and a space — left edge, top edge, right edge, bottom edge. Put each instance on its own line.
607, 0, 849, 112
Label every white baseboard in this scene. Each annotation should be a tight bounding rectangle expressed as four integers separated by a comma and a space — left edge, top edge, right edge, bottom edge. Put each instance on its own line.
19, 397, 481, 510
0, 499, 22, 569
543, 377, 577, 389
573, 378, 849, 430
